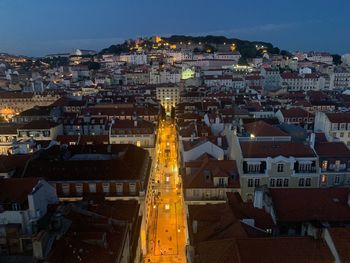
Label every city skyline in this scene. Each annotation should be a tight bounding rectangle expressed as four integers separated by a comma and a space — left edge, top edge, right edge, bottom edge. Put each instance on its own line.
0, 0, 349, 56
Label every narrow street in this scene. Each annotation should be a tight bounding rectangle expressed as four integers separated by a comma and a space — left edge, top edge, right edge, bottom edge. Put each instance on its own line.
145, 120, 187, 263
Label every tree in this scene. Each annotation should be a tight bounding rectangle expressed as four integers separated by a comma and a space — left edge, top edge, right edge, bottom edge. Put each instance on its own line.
238, 57, 249, 66
332, 54, 342, 65
86, 61, 101, 70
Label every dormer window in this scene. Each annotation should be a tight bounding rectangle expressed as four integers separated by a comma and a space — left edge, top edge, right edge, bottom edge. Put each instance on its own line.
277, 163, 284, 172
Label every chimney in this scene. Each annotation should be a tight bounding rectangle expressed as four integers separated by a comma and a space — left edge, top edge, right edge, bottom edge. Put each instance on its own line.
217, 137, 222, 147
310, 132, 316, 149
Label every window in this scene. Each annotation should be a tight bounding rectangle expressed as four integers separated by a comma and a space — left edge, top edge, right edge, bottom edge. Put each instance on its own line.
298, 178, 305, 187
102, 183, 109, 193
270, 179, 275, 187
335, 175, 340, 185
62, 183, 70, 195
12, 203, 21, 211
129, 183, 136, 193
340, 132, 344, 138
136, 140, 141, 147
299, 163, 311, 172
283, 179, 289, 187
321, 174, 327, 184
219, 178, 225, 186
305, 178, 311, 186
116, 183, 123, 194
89, 183, 96, 193
276, 179, 283, 187
248, 179, 253, 187
75, 183, 83, 195
277, 163, 284, 172
335, 160, 341, 171
248, 164, 260, 173
321, 161, 328, 172
254, 179, 260, 187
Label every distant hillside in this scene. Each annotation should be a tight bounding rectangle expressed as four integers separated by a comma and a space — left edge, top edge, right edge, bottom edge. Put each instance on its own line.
163, 35, 282, 58
100, 35, 289, 61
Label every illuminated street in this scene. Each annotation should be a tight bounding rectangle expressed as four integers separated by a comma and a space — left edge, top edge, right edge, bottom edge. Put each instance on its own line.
145, 120, 187, 263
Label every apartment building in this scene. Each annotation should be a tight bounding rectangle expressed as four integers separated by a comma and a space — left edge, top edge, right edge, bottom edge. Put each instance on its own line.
156, 84, 180, 114
315, 141, 350, 187
315, 112, 350, 147
231, 139, 319, 200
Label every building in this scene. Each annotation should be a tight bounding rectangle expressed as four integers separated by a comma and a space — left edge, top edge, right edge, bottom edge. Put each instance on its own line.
276, 108, 315, 131
37, 199, 142, 263
0, 92, 60, 120
0, 178, 58, 255
0, 124, 20, 155
182, 156, 240, 202
315, 141, 350, 187
281, 72, 322, 92
109, 118, 156, 154
62, 115, 108, 136
22, 144, 151, 255
17, 120, 63, 141
156, 84, 180, 114
334, 66, 350, 89
255, 187, 350, 236
231, 139, 319, 200
315, 112, 350, 147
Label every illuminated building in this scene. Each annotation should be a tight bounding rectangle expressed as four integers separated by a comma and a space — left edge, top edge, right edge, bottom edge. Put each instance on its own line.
156, 84, 180, 114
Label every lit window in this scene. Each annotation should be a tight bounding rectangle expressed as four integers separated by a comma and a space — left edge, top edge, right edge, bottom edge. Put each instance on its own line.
321, 174, 327, 184
321, 161, 328, 171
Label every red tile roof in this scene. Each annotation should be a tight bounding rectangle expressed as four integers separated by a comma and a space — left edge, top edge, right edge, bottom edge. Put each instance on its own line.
270, 188, 350, 223
196, 237, 334, 263
280, 107, 314, 118
240, 141, 316, 158
315, 142, 350, 157
19, 120, 60, 130
326, 112, 350, 123
244, 121, 288, 137
0, 178, 40, 208
329, 227, 350, 263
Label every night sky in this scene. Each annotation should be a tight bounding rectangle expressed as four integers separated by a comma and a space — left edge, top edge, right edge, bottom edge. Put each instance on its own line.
0, 0, 349, 56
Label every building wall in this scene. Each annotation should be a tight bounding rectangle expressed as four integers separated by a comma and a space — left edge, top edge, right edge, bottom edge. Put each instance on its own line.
181, 141, 224, 163
184, 187, 240, 201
